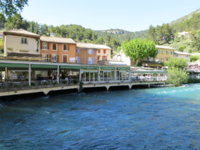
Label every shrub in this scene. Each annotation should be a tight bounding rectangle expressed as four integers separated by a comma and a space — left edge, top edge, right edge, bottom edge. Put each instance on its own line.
190, 55, 200, 62
167, 68, 188, 86
165, 58, 187, 70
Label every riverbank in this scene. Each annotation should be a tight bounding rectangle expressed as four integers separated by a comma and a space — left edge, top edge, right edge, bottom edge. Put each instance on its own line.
0, 81, 165, 100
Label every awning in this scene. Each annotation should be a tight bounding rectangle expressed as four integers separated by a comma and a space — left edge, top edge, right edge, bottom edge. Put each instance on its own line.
60, 65, 81, 69
81, 66, 99, 70
0, 63, 28, 68
100, 66, 115, 70
31, 64, 57, 69
117, 67, 130, 70
131, 70, 166, 74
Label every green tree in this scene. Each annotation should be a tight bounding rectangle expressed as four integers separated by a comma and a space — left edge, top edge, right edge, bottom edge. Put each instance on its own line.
4, 13, 24, 29
190, 31, 200, 52
167, 68, 188, 86
165, 58, 187, 70
27, 21, 40, 34
122, 39, 157, 66
148, 24, 174, 44
0, 13, 6, 29
41, 24, 49, 36
0, 0, 28, 16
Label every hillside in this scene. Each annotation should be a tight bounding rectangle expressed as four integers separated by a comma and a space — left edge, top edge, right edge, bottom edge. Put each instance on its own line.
96, 29, 147, 42
171, 9, 200, 25
170, 9, 200, 32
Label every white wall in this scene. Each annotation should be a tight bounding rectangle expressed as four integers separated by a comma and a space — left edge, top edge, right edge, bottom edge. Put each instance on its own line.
5, 35, 39, 55
112, 51, 131, 66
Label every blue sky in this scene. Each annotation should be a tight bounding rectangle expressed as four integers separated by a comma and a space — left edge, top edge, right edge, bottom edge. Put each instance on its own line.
21, 0, 200, 32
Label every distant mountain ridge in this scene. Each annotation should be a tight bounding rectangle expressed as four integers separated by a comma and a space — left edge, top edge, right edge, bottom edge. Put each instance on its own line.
95, 29, 148, 42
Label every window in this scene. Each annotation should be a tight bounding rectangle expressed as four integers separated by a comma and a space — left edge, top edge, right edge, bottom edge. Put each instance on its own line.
76, 48, 80, 54
21, 38, 28, 44
42, 42, 48, 49
98, 49, 100, 53
52, 55, 57, 62
53, 44, 57, 50
97, 56, 100, 60
63, 44, 68, 50
104, 49, 106, 54
42, 54, 49, 62
88, 49, 94, 55
87, 57, 94, 64
76, 57, 80, 64
103, 56, 107, 61
63, 55, 68, 63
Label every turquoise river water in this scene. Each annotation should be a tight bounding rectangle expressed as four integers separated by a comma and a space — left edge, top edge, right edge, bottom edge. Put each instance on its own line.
1, 84, 200, 150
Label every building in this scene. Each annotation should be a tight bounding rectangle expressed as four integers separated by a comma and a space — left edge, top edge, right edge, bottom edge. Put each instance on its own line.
3, 29, 40, 61
178, 31, 189, 38
40, 36, 76, 63
155, 45, 175, 62
76, 43, 111, 65
111, 50, 131, 66
96, 45, 111, 61
174, 51, 190, 62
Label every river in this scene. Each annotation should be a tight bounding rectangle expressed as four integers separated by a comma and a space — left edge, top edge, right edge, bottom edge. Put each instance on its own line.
1, 84, 200, 150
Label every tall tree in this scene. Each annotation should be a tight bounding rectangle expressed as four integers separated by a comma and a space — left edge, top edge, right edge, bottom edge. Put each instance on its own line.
122, 39, 157, 66
4, 13, 24, 29
0, 0, 28, 16
0, 13, 6, 28
27, 21, 40, 34
41, 24, 49, 36
148, 24, 174, 45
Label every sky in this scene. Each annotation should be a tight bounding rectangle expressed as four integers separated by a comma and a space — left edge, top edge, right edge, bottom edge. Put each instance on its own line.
21, 0, 200, 32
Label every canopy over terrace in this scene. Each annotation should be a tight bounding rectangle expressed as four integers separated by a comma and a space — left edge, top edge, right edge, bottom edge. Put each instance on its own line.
130, 69, 167, 82
0, 60, 131, 85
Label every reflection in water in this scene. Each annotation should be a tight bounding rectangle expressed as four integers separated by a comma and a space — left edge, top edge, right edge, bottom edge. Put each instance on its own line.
1, 85, 200, 149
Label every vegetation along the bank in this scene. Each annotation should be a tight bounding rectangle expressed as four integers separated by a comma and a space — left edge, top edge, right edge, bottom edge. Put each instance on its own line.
165, 58, 188, 86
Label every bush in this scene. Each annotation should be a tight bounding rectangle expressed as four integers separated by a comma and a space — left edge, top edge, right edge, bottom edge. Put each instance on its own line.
167, 68, 188, 86
188, 78, 200, 83
190, 55, 200, 62
165, 58, 187, 70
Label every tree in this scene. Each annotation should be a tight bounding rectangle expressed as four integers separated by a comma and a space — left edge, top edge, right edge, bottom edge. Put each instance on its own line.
27, 21, 40, 34
165, 58, 187, 70
4, 13, 24, 29
41, 24, 49, 36
167, 68, 188, 86
0, 13, 6, 28
190, 31, 200, 52
148, 24, 174, 44
122, 39, 157, 66
0, 0, 28, 16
